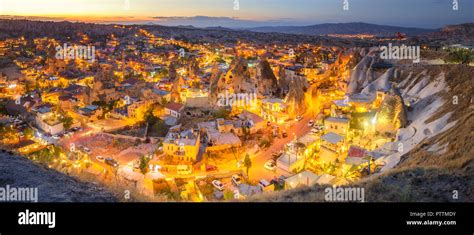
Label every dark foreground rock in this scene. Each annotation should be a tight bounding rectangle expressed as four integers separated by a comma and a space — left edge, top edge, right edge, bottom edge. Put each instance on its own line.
0, 152, 117, 202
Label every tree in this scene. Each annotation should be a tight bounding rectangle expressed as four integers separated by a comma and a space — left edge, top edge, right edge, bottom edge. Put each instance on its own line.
49, 145, 63, 158
152, 119, 169, 137
23, 127, 34, 139
243, 154, 252, 176
223, 190, 235, 200
444, 48, 473, 64
34, 148, 54, 166
212, 108, 230, 119
241, 126, 250, 141
139, 155, 151, 175
60, 114, 74, 130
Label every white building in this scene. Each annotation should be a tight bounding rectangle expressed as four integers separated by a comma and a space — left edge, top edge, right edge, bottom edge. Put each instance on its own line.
35, 106, 64, 135
284, 170, 320, 189
164, 102, 184, 118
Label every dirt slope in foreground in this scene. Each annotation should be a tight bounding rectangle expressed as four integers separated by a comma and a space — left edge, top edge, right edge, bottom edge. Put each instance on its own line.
0, 152, 118, 202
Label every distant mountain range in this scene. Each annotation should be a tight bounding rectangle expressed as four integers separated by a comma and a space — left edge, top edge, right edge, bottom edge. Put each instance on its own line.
420, 23, 474, 44
150, 17, 437, 36
247, 22, 437, 36
0, 15, 451, 37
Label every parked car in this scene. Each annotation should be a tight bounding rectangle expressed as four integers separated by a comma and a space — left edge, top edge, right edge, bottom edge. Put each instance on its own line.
105, 157, 119, 167
212, 180, 224, 191
295, 115, 303, 121
267, 121, 272, 126
310, 128, 320, 134
231, 174, 242, 186
308, 120, 314, 127
258, 179, 271, 189
95, 155, 105, 162
83, 147, 91, 154
64, 131, 73, 137
206, 164, 218, 171
264, 160, 276, 171
52, 134, 60, 140
281, 130, 288, 138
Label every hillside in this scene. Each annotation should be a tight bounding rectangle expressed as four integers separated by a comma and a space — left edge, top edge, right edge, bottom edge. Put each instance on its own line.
248, 22, 435, 36
417, 23, 474, 45
0, 151, 118, 202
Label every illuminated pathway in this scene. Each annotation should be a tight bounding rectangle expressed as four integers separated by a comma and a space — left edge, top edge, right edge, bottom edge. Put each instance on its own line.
248, 115, 313, 181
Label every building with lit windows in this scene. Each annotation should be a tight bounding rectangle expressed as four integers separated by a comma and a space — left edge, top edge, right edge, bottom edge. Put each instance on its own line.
261, 98, 289, 124
163, 126, 201, 162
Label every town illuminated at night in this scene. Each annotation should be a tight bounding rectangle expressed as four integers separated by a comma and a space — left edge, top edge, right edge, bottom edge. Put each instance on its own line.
0, 1, 472, 234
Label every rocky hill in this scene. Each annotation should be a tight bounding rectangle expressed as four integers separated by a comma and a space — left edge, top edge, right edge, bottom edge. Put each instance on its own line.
255, 59, 279, 97
417, 23, 474, 45
249, 22, 435, 37
0, 152, 117, 202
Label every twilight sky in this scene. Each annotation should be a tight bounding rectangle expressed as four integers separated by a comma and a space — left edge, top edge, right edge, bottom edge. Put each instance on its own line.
0, 0, 472, 28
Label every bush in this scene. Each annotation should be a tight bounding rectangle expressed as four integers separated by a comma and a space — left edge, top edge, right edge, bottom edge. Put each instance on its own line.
223, 190, 235, 200
151, 119, 169, 137
212, 109, 231, 119
259, 137, 272, 148
139, 155, 151, 175
444, 48, 473, 64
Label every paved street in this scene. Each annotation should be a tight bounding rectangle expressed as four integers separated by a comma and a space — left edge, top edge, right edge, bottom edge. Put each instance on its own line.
248, 115, 313, 181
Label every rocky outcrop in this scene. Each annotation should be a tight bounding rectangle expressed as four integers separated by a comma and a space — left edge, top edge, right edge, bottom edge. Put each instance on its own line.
170, 76, 186, 102
346, 47, 392, 94
284, 76, 307, 116
168, 61, 177, 80
378, 87, 408, 129
277, 65, 290, 97
209, 63, 224, 106
187, 56, 201, 79
224, 57, 255, 93
255, 59, 279, 96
